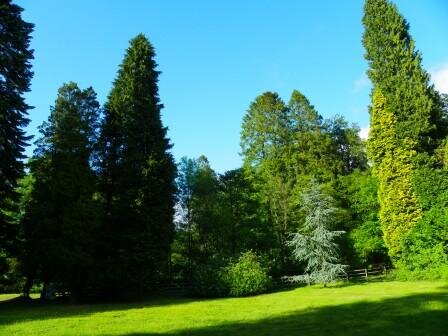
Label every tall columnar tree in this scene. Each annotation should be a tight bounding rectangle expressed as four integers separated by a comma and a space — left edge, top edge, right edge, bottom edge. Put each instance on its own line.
21, 82, 100, 298
0, 0, 34, 273
363, 0, 443, 260
99, 34, 176, 293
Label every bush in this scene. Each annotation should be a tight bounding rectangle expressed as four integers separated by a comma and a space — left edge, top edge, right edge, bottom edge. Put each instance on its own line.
191, 262, 228, 298
224, 251, 271, 297
388, 265, 448, 281
395, 167, 448, 278
0, 257, 26, 293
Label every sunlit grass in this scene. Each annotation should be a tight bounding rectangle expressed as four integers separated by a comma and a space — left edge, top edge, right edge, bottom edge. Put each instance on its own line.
0, 281, 446, 336
0, 293, 39, 301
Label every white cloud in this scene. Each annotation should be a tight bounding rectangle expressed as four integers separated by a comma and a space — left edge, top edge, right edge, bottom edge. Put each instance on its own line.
352, 73, 370, 93
431, 64, 448, 94
359, 126, 370, 140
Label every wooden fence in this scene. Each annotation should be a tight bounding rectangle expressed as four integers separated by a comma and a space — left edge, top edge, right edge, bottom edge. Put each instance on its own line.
342, 264, 389, 281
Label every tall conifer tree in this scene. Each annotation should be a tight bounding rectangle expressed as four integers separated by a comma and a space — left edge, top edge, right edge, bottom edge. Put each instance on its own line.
99, 34, 176, 293
0, 0, 34, 269
22, 83, 100, 298
363, 0, 443, 259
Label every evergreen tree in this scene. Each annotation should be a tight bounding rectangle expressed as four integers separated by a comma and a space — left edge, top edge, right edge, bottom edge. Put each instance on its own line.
287, 90, 330, 180
240, 92, 292, 265
240, 92, 289, 172
21, 82, 100, 298
286, 181, 346, 286
363, 0, 444, 260
0, 0, 34, 276
99, 34, 176, 293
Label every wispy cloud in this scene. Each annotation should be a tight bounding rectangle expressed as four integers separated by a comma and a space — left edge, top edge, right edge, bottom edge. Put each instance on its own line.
431, 63, 448, 94
359, 126, 370, 140
352, 73, 370, 93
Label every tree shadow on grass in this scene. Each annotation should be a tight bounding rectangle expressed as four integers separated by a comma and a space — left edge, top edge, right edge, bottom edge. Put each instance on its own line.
0, 294, 211, 327
115, 290, 448, 336
1, 285, 447, 336
0, 285, 306, 327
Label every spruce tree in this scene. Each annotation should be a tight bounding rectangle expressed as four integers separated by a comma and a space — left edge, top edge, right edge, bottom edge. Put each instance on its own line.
0, 0, 34, 272
99, 34, 176, 293
363, 0, 442, 260
21, 82, 100, 298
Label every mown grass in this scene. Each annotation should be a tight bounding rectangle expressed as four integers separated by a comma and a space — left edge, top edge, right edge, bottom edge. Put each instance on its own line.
0, 281, 447, 336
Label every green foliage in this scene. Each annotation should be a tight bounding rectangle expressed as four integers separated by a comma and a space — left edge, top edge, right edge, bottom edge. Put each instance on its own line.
174, 155, 276, 286
394, 167, 448, 278
338, 170, 388, 266
219, 169, 276, 256
191, 260, 228, 298
325, 116, 368, 174
241, 92, 289, 171
363, 0, 443, 148
0, 257, 25, 293
363, 0, 446, 263
21, 82, 101, 298
0, 0, 34, 286
287, 181, 346, 285
99, 34, 176, 293
240, 90, 365, 272
367, 90, 422, 260
224, 251, 271, 297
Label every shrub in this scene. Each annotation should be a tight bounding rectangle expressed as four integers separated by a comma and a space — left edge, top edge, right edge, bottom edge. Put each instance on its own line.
191, 262, 228, 298
0, 258, 26, 293
224, 251, 271, 297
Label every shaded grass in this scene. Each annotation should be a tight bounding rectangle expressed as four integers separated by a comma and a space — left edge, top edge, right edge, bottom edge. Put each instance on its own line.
0, 281, 447, 336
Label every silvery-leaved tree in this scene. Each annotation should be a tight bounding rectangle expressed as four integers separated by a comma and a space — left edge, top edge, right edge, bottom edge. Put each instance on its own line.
286, 180, 346, 286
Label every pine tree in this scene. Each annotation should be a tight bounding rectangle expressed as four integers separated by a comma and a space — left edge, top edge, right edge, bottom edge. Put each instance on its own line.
363, 0, 443, 260
0, 0, 34, 273
99, 34, 176, 293
21, 82, 100, 298
286, 181, 346, 286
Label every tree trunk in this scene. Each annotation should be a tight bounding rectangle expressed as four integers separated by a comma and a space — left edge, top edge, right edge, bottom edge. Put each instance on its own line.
22, 273, 34, 298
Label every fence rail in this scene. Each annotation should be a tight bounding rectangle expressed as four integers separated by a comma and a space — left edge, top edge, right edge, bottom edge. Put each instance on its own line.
342, 264, 389, 281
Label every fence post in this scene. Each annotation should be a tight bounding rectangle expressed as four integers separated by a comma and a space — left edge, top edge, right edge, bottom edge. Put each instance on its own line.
365, 268, 368, 281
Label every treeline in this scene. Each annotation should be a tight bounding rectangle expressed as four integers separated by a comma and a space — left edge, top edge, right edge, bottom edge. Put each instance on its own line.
0, 3, 176, 299
1, 0, 448, 300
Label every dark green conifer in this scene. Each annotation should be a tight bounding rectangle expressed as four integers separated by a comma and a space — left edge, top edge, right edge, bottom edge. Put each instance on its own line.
21, 83, 100, 298
0, 0, 34, 271
99, 34, 176, 293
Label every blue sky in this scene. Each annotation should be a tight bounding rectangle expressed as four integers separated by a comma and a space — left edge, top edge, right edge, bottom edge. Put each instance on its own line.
17, 0, 448, 173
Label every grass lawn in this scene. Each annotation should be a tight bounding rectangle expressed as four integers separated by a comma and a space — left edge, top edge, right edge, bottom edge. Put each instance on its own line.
0, 281, 447, 336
